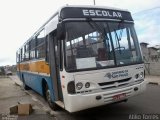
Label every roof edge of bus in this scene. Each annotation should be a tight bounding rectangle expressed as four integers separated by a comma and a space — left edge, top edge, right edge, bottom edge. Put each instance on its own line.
58, 5, 129, 12
22, 11, 59, 47
18, 5, 130, 49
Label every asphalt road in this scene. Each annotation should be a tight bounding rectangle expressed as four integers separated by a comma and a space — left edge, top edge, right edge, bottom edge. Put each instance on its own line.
26, 83, 160, 120
49, 84, 160, 120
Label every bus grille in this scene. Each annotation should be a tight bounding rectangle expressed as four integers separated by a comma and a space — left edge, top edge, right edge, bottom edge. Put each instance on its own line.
98, 77, 132, 90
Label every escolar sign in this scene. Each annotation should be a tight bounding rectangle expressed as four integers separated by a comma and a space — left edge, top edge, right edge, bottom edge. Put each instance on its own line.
82, 9, 122, 18
60, 7, 133, 21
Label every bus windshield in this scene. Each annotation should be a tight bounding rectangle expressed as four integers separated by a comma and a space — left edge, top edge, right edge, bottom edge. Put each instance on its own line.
65, 21, 143, 71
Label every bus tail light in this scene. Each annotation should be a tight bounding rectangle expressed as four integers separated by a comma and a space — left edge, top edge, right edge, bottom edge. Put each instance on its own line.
67, 81, 75, 94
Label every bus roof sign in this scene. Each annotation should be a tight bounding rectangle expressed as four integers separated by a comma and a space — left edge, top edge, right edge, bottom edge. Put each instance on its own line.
82, 10, 122, 18
60, 7, 133, 21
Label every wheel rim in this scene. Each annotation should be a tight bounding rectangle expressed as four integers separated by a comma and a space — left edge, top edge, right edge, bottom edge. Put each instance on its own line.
46, 89, 52, 105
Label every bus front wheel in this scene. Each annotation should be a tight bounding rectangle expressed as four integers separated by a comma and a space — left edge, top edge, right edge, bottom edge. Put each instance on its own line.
45, 84, 59, 111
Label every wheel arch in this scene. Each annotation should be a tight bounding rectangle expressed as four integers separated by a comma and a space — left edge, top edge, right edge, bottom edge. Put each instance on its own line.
21, 73, 25, 82
42, 77, 55, 102
42, 78, 47, 98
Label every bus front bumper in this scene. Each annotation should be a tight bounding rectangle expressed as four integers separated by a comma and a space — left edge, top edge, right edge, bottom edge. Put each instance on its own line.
65, 80, 147, 113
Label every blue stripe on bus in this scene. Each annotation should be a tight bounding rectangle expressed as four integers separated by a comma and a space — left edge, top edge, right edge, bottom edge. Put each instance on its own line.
17, 71, 55, 102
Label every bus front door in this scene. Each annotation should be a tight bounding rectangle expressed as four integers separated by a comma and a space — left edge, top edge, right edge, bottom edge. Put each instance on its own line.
49, 33, 63, 102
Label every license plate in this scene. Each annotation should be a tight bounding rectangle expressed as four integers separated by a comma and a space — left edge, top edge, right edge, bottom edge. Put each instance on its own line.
112, 93, 126, 101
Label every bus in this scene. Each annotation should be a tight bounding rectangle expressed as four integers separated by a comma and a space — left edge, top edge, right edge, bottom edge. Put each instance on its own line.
16, 5, 146, 112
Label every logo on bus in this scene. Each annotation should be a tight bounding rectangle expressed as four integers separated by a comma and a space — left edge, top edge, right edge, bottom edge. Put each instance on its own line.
104, 73, 112, 79
105, 70, 128, 79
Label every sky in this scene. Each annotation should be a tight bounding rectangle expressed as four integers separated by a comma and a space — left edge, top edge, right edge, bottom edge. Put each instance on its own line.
133, 7, 160, 46
0, 0, 160, 66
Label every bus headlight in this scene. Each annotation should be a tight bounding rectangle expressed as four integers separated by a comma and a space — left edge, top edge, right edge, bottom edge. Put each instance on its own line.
67, 81, 75, 94
135, 74, 139, 79
85, 82, 90, 88
139, 72, 143, 78
76, 82, 83, 90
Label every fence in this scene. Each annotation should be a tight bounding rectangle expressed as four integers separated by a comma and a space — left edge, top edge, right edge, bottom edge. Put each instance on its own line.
144, 55, 160, 76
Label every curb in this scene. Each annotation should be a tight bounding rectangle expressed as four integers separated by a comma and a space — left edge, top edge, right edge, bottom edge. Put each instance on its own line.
15, 81, 56, 117
24, 90, 56, 117
9, 76, 57, 119
14, 81, 22, 87
9, 76, 23, 86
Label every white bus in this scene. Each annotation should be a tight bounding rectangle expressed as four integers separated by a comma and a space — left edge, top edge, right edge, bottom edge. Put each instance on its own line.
17, 5, 146, 113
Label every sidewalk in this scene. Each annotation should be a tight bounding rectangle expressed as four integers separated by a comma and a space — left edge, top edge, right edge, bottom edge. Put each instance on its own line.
0, 77, 56, 120
9, 75, 57, 116
9, 75, 23, 86
146, 75, 160, 85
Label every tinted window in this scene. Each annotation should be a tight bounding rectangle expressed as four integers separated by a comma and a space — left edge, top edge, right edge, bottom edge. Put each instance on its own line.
36, 30, 45, 59
30, 38, 36, 59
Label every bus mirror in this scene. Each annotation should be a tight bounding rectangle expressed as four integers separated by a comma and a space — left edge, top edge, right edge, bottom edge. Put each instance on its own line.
57, 23, 65, 40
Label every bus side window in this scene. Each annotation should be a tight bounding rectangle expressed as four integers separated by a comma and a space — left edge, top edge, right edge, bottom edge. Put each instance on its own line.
20, 48, 23, 62
36, 30, 45, 59
30, 38, 36, 60
24, 43, 30, 61
45, 35, 49, 63
54, 35, 63, 71
18, 54, 20, 63
54, 37, 59, 65
16, 50, 20, 63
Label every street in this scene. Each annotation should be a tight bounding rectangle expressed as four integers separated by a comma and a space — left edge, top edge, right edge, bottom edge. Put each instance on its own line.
47, 83, 160, 120
0, 76, 55, 120
0, 76, 160, 120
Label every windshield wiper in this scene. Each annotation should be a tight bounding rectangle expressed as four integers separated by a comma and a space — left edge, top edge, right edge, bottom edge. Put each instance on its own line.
87, 20, 111, 54
87, 20, 102, 33
86, 18, 108, 39
114, 20, 124, 53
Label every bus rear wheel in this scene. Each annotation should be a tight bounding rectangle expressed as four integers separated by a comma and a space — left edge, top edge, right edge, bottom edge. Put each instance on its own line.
45, 84, 59, 111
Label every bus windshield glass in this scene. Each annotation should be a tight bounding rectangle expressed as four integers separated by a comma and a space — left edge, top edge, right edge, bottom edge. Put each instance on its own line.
65, 21, 143, 71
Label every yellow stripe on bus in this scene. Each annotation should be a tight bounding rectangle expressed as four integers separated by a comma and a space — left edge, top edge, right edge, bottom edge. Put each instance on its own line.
17, 60, 50, 74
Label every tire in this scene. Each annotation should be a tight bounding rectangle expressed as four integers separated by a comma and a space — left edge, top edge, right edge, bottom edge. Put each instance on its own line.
45, 84, 59, 111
